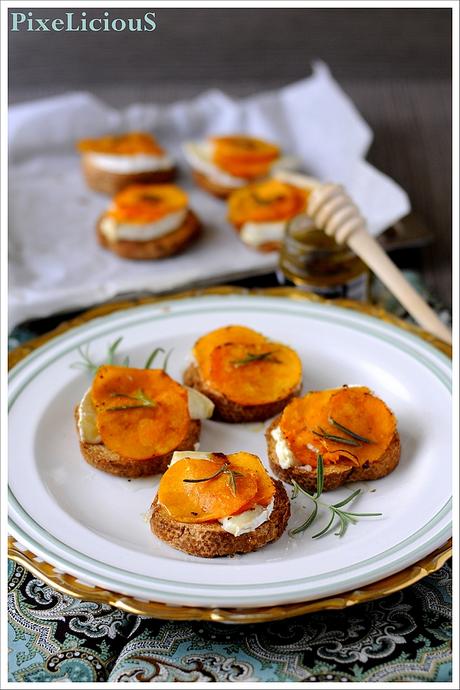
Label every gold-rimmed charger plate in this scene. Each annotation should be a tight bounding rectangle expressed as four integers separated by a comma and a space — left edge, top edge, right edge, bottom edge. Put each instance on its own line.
8, 287, 452, 623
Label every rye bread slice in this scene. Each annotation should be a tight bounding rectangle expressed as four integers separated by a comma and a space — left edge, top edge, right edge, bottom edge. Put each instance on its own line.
150, 479, 290, 557
75, 407, 201, 478
96, 209, 201, 260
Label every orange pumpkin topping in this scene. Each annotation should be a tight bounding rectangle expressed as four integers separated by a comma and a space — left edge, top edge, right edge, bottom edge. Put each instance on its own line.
228, 179, 308, 227
208, 342, 302, 406
193, 325, 267, 380
279, 386, 397, 468
77, 132, 165, 156
157, 452, 275, 523
193, 325, 302, 405
106, 184, 188, 224
212, 135, 280, 179
92, 365, 190, 460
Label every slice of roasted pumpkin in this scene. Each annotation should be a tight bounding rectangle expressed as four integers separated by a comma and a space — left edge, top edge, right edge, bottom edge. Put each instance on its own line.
157, 452, 274, 523
78, 132, 164, 156
193, 325, 267, 381
106, 184, 187, 225
207, 341, 302, 406
279, 386, 397, 467
92, 365, 190, 460
212, 135, 279, 179
228, 179, 308, 227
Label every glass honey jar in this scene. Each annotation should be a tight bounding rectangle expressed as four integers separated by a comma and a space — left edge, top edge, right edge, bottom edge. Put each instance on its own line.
278, 216, 370, 301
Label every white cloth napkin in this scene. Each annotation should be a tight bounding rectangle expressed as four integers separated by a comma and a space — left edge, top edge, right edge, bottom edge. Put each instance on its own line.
9, 62, 410, 329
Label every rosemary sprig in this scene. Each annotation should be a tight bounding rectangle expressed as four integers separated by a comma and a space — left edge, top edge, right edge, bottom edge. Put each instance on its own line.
312, 428, 362, 447
107, 337, 124, 365
145, 346, 173, 371
231, 350, 281, 367
71, 337, 173, 374
289, 455, 382, 539
183, 460, 245, 497
106, 388, 156, 412
71, 337, 127, 375
144, 347, 163, 369
328, 417, 374, 444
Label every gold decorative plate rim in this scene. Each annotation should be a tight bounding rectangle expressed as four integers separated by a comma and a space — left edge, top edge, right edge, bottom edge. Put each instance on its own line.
8, 286, 452, 623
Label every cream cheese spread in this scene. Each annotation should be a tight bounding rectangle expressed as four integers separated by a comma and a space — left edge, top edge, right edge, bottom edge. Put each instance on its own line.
87, 152, 174, 174
218, 499, 274, 536
271, 425, 297, 469
100, 209, 187, 243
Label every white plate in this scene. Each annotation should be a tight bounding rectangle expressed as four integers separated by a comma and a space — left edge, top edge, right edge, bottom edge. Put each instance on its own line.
8, 295, 452, 609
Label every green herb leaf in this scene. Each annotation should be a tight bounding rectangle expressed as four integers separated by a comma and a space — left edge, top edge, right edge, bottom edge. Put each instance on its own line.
162, 348, 173, 373
315, 454, 324, 498
289, 453, 383, 540
312, 428, 362, 447
328, 416, 374, 444
71, 337, 128, 375
183, 461, 245, 497
107, 337, 123, 365
312, 512, 335, 539
144, 347, 165, 370
332, 488, 362, 509
289, 501, 318, 536
106, 388, 156, 412
231, 350, 281, 367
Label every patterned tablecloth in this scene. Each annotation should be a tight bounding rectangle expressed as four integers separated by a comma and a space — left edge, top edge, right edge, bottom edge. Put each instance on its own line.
8, 276, 452, 683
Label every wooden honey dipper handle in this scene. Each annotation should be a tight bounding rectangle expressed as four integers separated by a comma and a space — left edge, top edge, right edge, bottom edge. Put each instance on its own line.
307, 183, 452, 344
274, 172, 451, 344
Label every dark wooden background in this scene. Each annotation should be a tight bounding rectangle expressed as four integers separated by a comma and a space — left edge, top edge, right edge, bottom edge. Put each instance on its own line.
9, 7, 452, 307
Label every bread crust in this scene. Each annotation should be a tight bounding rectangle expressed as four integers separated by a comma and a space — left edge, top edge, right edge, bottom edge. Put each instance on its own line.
192, 170, 240, 199
150, 479, 290, 557
82, 154, 176, 195
75, 407, 201, 477
183, 362, 301, 424
97, 209, 201, 260
266, 415, 401, 492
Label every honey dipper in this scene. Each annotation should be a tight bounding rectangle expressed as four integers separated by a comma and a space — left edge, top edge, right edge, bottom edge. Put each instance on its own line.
275, 171, 452, 345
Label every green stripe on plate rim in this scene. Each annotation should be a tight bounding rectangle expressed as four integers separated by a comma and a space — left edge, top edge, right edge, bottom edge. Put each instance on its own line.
8, 296, 452, 394
8, 490, 451, 598
8, 296, 452, 599
8, 514, 451, 604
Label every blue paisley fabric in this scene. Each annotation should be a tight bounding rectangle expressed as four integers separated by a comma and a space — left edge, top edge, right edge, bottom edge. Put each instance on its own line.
8, 276, 452, 682
8, 560, 452, 682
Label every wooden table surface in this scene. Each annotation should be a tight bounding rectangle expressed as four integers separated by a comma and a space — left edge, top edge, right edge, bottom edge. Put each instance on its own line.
8, 7, 452, 308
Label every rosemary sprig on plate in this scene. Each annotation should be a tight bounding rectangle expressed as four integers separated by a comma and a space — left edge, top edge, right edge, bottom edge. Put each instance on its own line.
71, 337, 127, 375
144, 347, 173, 371
183, 461, 245, 497
289, 455, 382, 539
106, 389, 156, 412
231, 350, 281, 367
71, 337, 173, 374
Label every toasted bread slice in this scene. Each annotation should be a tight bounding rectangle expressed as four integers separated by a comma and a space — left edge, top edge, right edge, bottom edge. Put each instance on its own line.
75, 407, 201, 478
266, 415, 401, 492
150, 479, 289, 557
183, 362, 301, 423
82, 155, 176, 195
192, 170, 239, 199
97, 209, 201, 260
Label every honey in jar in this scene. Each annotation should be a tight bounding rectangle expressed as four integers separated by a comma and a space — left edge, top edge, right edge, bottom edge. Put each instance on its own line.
278, 216, 369, 301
